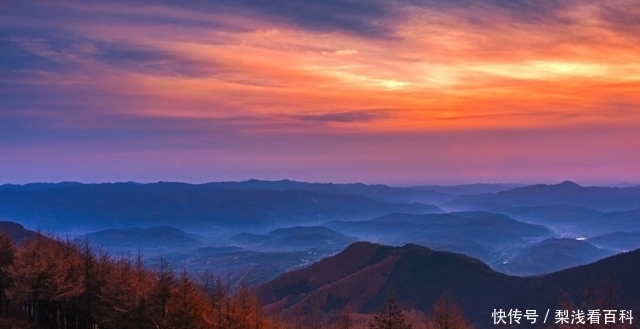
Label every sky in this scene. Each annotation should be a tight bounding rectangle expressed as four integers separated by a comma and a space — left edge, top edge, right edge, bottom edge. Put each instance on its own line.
1, 0, 640, 185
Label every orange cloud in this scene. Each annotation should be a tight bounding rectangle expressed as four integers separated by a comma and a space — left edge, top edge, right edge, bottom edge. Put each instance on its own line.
4, 0, 640, 151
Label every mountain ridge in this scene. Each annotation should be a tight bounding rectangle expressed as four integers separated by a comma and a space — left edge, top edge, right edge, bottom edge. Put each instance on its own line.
0, 182, 442, 231
445, 181, 640, 212
256, 241, 640, 327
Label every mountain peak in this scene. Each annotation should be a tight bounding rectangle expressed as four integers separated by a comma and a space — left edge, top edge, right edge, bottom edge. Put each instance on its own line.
557, 180, 581, 188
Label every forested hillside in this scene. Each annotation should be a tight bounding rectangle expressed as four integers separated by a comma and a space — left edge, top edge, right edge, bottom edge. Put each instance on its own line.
0, 233, 282, 329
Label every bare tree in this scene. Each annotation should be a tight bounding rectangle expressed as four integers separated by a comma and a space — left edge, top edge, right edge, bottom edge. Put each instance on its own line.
370, 296, 413, 329
150, 251, 175, 329
166, 269, 208, 329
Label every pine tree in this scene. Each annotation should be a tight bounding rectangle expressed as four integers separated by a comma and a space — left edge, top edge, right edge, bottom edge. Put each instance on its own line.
369, 296, 413, 329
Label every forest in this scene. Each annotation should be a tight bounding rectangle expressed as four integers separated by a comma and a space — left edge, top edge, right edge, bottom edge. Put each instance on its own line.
0, 232, 473, 329
2, 231, 636, 329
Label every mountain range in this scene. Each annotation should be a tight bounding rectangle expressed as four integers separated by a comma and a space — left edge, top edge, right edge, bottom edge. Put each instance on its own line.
445, 181, 640, 212
0, 182, 441, 231
256, 241, 640, 328
79, 226, 201, 249
230, 225, 359, 251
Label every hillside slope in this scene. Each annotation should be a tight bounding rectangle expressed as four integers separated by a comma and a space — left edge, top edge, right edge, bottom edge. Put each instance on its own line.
256, 242, 640, 327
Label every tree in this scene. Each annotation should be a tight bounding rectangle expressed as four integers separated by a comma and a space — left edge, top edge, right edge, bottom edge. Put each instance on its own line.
369, 296, 413, 329
166, 269, 208, 329
337, 306, 353, 329
7, 234, 83, 303
6, 234, 84, 327
202, 272, 229, 328
553, 275, 636, 329
0, 233, 15, 316
232, 282, 264, 329
425, 291, 471, 329
150, 252, 175, 329
75, 239, 109, 322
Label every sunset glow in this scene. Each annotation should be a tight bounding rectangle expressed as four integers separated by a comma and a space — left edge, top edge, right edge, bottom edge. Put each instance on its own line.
2, 0, 640, 184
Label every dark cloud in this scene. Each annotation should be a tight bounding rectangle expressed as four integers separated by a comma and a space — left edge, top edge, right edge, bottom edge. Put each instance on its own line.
214, 0, 394, 37
88, 0, 398, 38
1, 0, 590, 42
0, 35, 74, 73
105, 0, 583, 38
408, 0, 576, 26
1, 33, 223, 78
93, 42, 220, 77
599, 3, 640, 34
484, 0, 573, 24
290, 110, 393, 123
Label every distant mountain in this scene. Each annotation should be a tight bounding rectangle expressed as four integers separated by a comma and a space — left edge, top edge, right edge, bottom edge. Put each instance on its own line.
256, 241, 640, 328
497, 238, 617, 276
410, 183, 526, 195
445, 181, 640, 212
587, 231, 640, 251
268, 225, 350, 238
0, 182, 442, 230
604, 182, 640, 188
494, 204, 603, 227
493, 205, 640, 236
0, 182, 85, 192
231, 233, 276, 246
230, 226, 359, 251
205, 179, 454, 204
0, 220, 39, 244
324, 212, 552, 263
80, 226, 200, 249
597, 208, 640, 233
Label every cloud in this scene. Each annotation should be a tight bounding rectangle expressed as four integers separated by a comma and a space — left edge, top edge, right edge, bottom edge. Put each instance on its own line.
91, 42, 220, 78
333, 49, 358, 56
289, 110, 393, 123
2, 0, 640, 184
598, 1, 640, 41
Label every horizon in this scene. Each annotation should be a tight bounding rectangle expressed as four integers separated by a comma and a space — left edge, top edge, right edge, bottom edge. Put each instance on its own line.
2, 1, 640, 184
1, 178, 638, 188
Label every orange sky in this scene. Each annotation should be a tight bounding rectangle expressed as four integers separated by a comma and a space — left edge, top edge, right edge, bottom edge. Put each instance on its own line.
1, 0, 639, 184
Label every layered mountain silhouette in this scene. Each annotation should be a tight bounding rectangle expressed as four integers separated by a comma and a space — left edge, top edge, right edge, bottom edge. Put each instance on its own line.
205, 179, 455, 204
494, 204, 604, 228
0, 220, 39, 244
493, 205, 640, 236
445, 181, 640, 212
410, 183, 525, 195
496, 238, 616, 276
256, 241, 640, 328
0, 182, 441, 230
587, 231, 640, 251
230, 225, 359, 251
80, 226, 201, 249
324, 212, 552, 267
